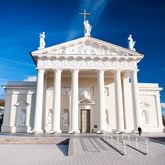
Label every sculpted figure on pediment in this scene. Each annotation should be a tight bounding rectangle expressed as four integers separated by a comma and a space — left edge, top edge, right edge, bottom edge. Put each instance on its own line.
61, 44, 110, 55
128, 34, 136, 51
38, 32, 45, 50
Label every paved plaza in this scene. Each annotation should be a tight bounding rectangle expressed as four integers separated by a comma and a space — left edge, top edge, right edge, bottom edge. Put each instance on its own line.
0, 133, 165, 165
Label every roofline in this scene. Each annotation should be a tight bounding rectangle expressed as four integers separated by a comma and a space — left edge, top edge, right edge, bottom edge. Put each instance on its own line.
30, 51, 37, 66
31, 36, 144, 56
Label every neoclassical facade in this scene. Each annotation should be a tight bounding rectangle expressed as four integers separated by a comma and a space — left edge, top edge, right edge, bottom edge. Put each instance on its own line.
2, 36, 164, 133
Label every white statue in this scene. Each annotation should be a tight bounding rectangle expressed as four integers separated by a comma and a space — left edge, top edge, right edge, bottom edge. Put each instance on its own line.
84, 20, 92, 37
128, 34, 136, 51
63, 110, 69, 125
38, 32, 45, 49
83, 89, 90, 99
19, 109, 26, 126
47, 109, 52, 130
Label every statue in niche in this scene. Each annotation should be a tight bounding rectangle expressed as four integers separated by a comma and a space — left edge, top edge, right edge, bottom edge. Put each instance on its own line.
84, 20, 92, 37
63, 109, 69, 126
142, 110, 148, 125
128, 34, 136, 51
19, 109, 26, 126
47, 109, 52, 130
105, 109, 109, 125
83, 89, 90, 99
38, 32, 45, 49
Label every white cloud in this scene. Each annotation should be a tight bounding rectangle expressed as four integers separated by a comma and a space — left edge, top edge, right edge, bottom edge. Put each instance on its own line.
24, 76, 37, 81
161, 103, 165, 109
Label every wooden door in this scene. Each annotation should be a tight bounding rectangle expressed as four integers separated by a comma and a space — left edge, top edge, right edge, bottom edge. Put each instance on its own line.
81, 109, 90, 133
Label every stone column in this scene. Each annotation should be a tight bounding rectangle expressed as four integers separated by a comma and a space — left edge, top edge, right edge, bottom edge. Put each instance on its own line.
52, 69, 62, 133
114, 70, 124, 131
70, 69, 79, 133
33, 69, 45, 133
131, 70, 141, 129
122, 75, 130, 130
97, 70, 105, 133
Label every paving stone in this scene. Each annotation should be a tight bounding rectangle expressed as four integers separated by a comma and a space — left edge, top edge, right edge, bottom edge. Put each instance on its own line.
0, 133, 165, 165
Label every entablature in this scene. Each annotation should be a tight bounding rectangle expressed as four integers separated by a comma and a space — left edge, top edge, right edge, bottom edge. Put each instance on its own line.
37, 58, 138, 71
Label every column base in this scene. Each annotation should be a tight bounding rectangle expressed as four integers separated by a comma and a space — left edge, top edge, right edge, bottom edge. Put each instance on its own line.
113, 129, 125, 134
1, 126, 16, 133
68, 129, 80, 134
50, 129, 62, 134
97, 129, 109, 134
30, 129, 43, 134
15, 126, 32, 133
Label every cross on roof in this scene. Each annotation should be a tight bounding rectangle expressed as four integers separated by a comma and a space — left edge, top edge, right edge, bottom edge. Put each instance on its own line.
79, 9, 91, 22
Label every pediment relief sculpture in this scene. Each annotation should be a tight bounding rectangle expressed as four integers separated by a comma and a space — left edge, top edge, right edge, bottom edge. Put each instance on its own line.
50, 44, 116, 55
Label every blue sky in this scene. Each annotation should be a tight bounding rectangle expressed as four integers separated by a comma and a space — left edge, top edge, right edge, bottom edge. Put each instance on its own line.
0, 0, 165, 110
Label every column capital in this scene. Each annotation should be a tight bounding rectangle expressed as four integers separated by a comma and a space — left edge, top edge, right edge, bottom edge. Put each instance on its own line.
36, 68, 45, 72
53, 69, 62, 73
111, 69, 122, 74
130, 69, 139, 74
71, 69, 79, 72
97, 69, 105, 72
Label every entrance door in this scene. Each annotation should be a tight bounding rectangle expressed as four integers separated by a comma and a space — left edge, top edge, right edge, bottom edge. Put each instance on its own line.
81, 109, 90, 133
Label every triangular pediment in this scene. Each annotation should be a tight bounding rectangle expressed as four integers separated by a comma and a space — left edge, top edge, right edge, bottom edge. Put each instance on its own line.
79, 98, 95, 105
15, 101, 29, 107
32, 36, 143, 58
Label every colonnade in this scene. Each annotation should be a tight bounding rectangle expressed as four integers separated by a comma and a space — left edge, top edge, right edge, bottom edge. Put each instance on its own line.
33, 68, 140, 133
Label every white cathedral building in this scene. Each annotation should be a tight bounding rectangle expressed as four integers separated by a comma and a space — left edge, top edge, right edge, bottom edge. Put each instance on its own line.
1, 20, 164, 134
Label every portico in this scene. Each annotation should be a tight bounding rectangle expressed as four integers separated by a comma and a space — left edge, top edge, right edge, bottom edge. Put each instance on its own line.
31, 40, 142, 134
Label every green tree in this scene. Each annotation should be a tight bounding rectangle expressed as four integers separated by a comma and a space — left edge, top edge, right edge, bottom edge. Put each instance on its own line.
0, 99, 5, 107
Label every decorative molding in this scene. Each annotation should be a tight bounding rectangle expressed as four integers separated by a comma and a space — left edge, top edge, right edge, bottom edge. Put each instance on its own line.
140, 102, 150, 107
79, 98, 95, 105
38, 59, 137, 70
15, 101, 29, 107
61, 87, 94, 96
61, 87, 71, 96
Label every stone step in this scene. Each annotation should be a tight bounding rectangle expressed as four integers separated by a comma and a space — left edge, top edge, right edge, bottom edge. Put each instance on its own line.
0, 137, 68, 144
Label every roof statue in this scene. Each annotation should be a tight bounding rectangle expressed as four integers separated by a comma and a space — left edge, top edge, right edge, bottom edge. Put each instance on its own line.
128, 34, 136, 51
79, 9, 92, 37
84, 20, 92, 37
38, 32, 46, 50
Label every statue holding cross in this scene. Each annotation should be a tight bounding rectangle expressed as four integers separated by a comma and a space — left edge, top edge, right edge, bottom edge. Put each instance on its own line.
80, 9, 92, 37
